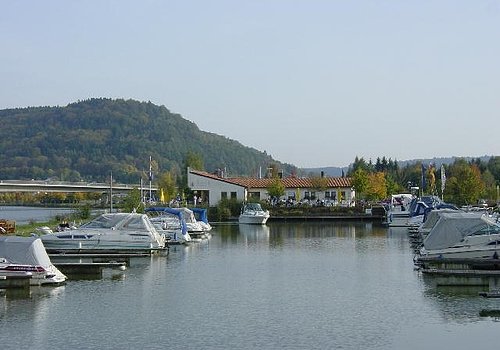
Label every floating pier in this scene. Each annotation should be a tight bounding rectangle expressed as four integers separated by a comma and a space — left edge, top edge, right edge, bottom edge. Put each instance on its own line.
54, 262, 127, 276
49, 252, 153, 267
416, 257, 500, 287
0, 275, 31, 289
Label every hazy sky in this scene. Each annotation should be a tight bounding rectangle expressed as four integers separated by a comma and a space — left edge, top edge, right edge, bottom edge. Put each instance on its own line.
1, 1, 499, 168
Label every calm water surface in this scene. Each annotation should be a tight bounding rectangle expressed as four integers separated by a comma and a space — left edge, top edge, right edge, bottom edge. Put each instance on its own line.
1, 218, 500, 350
0, 206, 77, 225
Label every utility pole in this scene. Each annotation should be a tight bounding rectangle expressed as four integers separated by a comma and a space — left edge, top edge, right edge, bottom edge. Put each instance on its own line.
110, 171, 113, 213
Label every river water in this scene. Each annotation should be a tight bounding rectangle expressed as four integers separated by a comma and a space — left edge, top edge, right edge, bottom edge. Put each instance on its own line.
1, 209, 500, 349
0, 206, 78, 225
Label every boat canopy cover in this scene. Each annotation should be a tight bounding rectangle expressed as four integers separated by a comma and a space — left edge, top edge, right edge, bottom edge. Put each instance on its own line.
145, 207, 188, 234
409, 196, 442, 217
420, 208, 460, 232
0, 236, 52, 268
149, 207, 197, 224
423, 212, 491, 250
190, 208, 208, 224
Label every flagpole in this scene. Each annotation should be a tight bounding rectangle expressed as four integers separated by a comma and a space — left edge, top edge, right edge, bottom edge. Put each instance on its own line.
149, 156, 152, 204
110, 171, 113, 213
441, 164, 446, 201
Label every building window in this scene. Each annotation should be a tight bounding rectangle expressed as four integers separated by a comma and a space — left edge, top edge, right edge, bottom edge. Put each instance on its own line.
221, 192, 228, 200
310, 191, 316, 200
231, 192, 237, 199
249, 192, 260, 200
304, 191, 310, 199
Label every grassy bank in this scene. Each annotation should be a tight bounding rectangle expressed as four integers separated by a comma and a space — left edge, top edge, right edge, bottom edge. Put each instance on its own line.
14, 219, 61, 237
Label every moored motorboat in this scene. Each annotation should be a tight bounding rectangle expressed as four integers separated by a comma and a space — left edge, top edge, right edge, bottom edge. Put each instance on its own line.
0, 236, 66, 285
384, 194, 413, 227
190, 207, 212, 232
146, 207, 192, 245
177, 207, 209, 240
40, 212, 166, 253
239, 203, 270, 225
417, 212, 500, 261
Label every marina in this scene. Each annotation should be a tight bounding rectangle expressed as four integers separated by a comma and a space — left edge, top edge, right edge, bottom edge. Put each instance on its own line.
2, 207, 500, 349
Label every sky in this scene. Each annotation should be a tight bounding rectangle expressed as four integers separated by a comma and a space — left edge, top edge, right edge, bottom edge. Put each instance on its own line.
1, 1, 499, 168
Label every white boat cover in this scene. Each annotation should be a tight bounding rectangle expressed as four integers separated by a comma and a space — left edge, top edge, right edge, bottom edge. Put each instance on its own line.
422, 212, 491, 250
0, 236, 53, 268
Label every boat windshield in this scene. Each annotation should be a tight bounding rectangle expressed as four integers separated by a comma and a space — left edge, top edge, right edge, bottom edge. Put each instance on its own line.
245, 203, 263, 211
81, 214, 125, 229
80, 213, 147, 230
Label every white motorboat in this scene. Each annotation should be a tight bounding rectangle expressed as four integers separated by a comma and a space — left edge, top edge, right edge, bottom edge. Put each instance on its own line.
40, 212, 166, 253
0, 236, 66, 285
239, 203, 270, 225
418, 212, 500, 260
191, 208, 212, 232
146, 207, 192, 245
177, 207, 209, 240
384, 194, 413, 227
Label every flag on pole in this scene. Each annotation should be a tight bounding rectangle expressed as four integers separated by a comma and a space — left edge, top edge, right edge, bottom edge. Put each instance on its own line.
148, 156, 153, 182
441, 164, 446, 198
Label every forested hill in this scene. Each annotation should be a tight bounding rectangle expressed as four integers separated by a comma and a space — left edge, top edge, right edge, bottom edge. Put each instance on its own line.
0, 98, 295, 183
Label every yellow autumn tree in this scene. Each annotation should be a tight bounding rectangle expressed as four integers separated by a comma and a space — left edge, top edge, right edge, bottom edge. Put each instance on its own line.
365, 172, 387, 201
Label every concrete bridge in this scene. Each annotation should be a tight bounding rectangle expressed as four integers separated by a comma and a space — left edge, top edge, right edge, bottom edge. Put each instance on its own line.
0, 180, 157, 194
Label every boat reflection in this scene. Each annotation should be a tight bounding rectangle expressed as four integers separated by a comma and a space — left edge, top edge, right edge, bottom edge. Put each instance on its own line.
239, 223, 270, 246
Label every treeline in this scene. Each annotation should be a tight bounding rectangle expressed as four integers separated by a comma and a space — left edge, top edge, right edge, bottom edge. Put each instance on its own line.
0, 98, 295, 183
348, 156, 500, 206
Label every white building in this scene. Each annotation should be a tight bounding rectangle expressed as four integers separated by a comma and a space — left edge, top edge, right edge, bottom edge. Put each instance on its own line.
187, 168, 355, 207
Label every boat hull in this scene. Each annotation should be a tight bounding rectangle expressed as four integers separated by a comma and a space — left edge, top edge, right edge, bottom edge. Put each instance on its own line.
419, 246, 500, 260
41, 235, 162, 253
238, 214, 269, 225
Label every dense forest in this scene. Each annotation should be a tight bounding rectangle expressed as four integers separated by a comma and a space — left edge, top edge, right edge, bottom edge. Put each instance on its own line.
0, 98, 296, 183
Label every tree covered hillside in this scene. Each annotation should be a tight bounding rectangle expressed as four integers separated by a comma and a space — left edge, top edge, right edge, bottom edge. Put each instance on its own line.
0, 98, 295, 183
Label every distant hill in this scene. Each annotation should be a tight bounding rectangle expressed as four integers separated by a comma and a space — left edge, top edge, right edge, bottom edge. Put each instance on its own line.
0, 98, 295, 182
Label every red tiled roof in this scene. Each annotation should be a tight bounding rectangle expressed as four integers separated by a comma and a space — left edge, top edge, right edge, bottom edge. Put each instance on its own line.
189, 169, 352, 189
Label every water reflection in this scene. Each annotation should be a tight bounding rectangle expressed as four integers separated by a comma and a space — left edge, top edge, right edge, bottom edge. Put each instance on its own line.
2, 220, 500, 349
419, 273, 500, 322
238, 223, 270, 246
